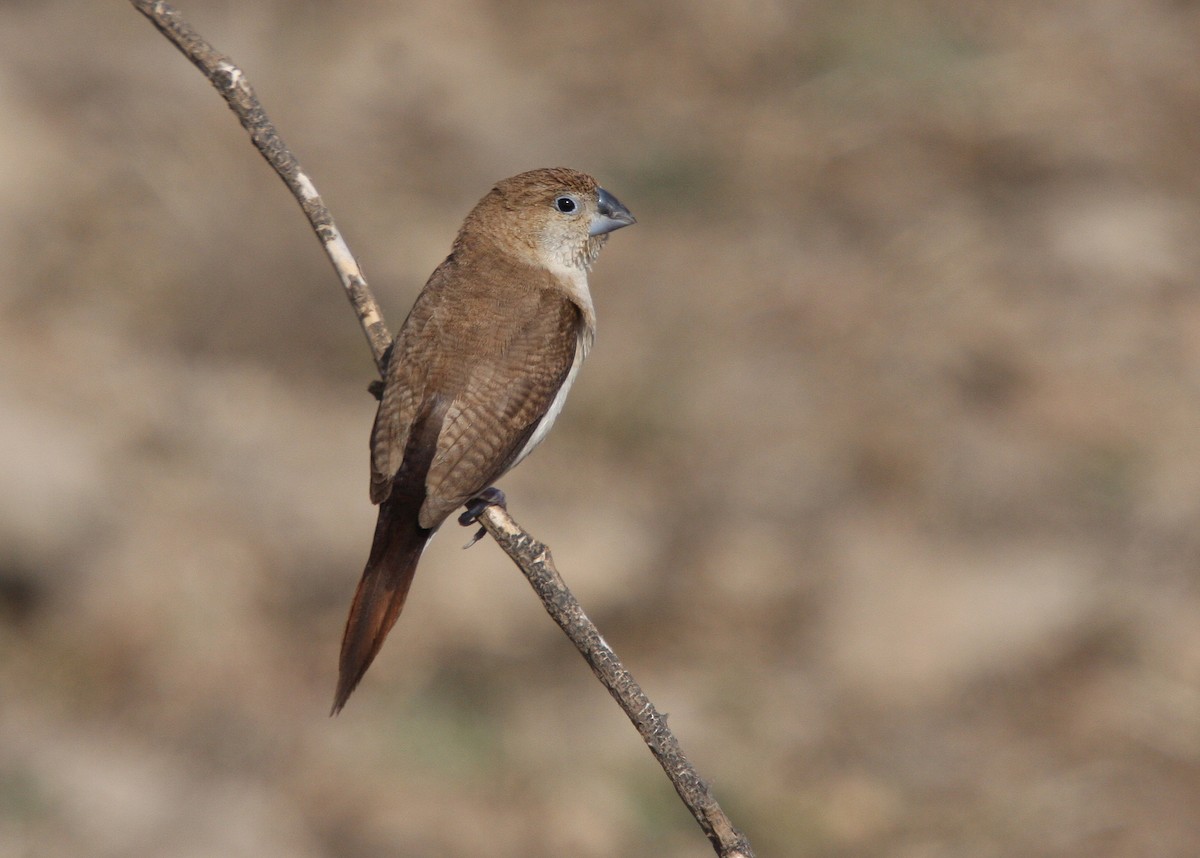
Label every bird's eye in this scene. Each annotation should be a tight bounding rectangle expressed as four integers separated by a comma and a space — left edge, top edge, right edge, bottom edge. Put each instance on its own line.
554, 195, 578, 214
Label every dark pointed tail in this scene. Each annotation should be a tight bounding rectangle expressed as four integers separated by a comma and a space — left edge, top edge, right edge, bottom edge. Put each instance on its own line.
332, 496, 432, 714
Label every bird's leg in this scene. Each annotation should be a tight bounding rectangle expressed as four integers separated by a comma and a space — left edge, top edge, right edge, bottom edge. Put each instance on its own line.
458, 486, 507, 548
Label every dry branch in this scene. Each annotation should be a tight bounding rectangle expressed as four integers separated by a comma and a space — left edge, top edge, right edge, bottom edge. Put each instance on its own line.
129, 0, 391, 370
129, 3, 755, 855
477, 505, 755, 857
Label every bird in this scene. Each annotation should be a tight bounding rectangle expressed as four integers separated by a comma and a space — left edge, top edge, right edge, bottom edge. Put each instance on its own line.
332, 167, 635, 713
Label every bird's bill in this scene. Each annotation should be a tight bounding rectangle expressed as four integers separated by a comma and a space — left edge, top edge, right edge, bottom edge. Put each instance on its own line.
589, 187, 636, 236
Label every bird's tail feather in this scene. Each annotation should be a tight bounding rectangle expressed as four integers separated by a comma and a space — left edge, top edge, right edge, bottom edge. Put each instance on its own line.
332, 495, 431, 714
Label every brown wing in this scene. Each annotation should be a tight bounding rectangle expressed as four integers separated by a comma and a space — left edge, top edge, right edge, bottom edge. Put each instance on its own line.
369, 259, 455, 504
419, 287, 581, 528
369, 256, 583, 526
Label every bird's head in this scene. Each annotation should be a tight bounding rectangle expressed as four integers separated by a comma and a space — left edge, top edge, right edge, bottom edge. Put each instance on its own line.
456, 167, 635, 272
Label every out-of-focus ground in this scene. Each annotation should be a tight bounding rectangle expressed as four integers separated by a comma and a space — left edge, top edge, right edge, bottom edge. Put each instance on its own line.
3, 1, 1200, 855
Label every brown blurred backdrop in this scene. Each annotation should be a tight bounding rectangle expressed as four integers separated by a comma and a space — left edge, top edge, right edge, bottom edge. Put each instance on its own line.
3, 1, 1200, 856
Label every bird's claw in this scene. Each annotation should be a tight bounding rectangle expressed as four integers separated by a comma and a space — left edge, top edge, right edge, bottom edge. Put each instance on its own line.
458, 487, 507, 548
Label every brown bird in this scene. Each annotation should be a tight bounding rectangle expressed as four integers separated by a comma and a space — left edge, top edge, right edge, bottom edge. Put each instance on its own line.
333, 167, 635, 713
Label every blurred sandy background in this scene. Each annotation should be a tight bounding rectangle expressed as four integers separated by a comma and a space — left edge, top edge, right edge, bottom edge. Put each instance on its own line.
3, 1, 1200, 856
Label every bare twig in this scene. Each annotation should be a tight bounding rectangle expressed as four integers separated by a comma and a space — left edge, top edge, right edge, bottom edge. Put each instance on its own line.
478, 505, 756, 858
130, 0, 392, 371
130, 3, 755, 856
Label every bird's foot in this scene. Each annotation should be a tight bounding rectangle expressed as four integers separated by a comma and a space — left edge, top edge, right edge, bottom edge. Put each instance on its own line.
459, 486, 507, 524
458, 487, 507, 548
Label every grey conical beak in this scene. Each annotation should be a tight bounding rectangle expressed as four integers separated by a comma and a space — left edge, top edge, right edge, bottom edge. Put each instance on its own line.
590, 187, 636, 236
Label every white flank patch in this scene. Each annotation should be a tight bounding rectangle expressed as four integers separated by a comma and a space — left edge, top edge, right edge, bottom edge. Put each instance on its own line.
510, 332, 587, 469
